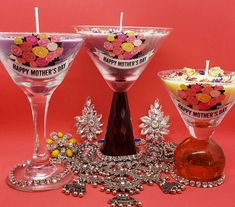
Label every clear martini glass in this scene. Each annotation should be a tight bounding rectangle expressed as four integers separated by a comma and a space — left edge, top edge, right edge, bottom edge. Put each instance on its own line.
0, 32, 83, 191
75, 26, 171, 156
158, 69, 235, 184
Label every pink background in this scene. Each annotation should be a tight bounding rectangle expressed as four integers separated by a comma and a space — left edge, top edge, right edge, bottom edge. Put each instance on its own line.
0, 0, 235, 206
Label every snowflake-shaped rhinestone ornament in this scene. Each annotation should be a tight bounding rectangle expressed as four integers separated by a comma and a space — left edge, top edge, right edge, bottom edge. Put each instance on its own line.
75, 97, 103, 142
139, 99, 170, 141
46, 131, 78, 162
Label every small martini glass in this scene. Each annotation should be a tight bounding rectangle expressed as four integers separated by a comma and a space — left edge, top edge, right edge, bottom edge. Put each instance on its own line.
0, 32, 83, 191
158, 69, 235, 184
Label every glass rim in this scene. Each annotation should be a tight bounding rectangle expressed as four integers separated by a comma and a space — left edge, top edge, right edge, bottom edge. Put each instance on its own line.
0, 32, 83, 38
74, 25, 173, 31
157, 69, 235, 85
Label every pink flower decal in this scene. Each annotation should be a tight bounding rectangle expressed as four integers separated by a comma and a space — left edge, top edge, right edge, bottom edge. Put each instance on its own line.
112, 39, 122, 47
130, 47, 140, 56
185, 89, 196, 97
17, 57, 26, 64
104, 41, 113, 51
177, 83, 226, 111
178, 90, 187, 99
117, 34, 127, 42
123, 52, 133, 60
30, 61, 37, 67
198, 103, 211, 110
126, 36, 136, 43
216, 94, 225, 102
191, 84, 202, 92
51, 36, 60, 42
214, 86, 224, 91
38, 38, 50, 47
210, 90, 221, 97
20, 42, 32, 52
202, 86, 213, 94
36, 58, 49, 67
113, 47, 123, 56
118, 55, 124, 60
137, 34, 144, 39
45, 52, 56, 62
26, 36, 38, 46
108, 52, 115, 57
192, 105, 200, 110
186, 96, 198, 105
55, 47, 64, 57
11, 45, 22, 56
208, 98, 217, 107
22, 52, 36, 62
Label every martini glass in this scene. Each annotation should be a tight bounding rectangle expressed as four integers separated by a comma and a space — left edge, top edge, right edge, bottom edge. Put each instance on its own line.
0, 32, 83, 191
75, 26, 171, 156
158, 69, 235, 184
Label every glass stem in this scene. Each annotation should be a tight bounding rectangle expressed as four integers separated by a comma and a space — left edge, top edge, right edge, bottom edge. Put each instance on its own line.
187, 124, 216, 140
27, 94, 51, 165
102, 92, 136, 156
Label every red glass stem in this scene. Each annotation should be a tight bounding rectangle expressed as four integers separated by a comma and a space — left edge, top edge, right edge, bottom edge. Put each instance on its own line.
101, 92, 136, 156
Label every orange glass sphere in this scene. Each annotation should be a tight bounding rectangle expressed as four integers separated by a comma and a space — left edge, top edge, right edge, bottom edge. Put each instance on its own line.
174, 137, 225, 182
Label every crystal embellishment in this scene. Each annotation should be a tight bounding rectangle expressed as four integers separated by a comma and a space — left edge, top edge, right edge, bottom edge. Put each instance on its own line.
75, 97, 103, 142
139, 99, 170, 141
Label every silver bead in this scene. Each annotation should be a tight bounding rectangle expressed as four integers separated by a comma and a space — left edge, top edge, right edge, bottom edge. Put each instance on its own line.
79, 192, 84, 198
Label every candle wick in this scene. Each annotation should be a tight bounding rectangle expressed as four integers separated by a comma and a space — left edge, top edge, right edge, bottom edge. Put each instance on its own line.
35, 7, 40, 34
119, 12, 124, 32
205, 60, 210, 77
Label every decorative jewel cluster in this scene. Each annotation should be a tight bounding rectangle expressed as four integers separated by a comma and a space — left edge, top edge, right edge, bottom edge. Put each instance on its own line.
74, 97, 103, 142
104, 31, 145, 60
42, 97, 221, 206
46, 131, 78, 161
177, 84, 226, 110
10, 33, 63, 67
139, 99, 170, 141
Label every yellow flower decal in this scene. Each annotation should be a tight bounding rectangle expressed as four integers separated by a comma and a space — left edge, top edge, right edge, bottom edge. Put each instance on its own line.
121, 42, 134, 52
196, 93, 211, 103
32, 46, 49, 58
14, 37, 23, 45
37, 33, 48, 39
107, 35, 115, 42
182, 67, 197, 76
180, 84, 188, 90
209, 67, 224, 77
126, 31, 135, 36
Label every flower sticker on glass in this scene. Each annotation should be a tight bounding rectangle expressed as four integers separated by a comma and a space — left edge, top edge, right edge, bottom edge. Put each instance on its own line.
177, 83, 226, 111
10, 34, 64, 68
103, 31, 145, 60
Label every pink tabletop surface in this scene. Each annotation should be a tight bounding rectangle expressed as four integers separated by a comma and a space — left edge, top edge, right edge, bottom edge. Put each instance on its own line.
0, 0, 235, 206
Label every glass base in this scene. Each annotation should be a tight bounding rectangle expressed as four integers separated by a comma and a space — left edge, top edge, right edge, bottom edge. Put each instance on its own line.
174, 136, 225, 182
7, 161, 73, 191
171, 171, 225, 188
